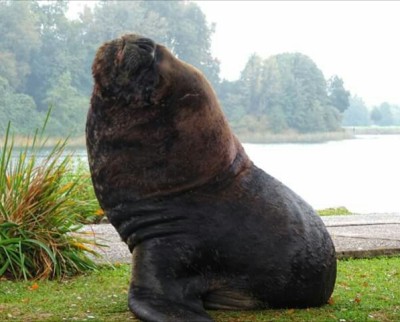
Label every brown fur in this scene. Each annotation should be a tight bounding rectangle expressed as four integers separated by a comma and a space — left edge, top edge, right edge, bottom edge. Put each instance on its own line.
86, 34, 336, 322
87, 34, 248, 206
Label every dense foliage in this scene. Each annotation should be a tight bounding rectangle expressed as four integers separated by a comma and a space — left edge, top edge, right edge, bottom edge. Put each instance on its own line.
370, 102, 400, 126
342, 96, 400, 127
0, 0, 218, 136
342, 96, 371, 127
217, 53, 349, 134
7, 0, 400, 137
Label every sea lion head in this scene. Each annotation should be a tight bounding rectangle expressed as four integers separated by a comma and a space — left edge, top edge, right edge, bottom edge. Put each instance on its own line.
88, 34, 247, 204
92, 34, 158, 105
92, 33, 218, 109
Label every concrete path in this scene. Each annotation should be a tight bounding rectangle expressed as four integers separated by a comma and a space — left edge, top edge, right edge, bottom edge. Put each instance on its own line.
81, 213, 400, 264
323, 213, 400, 259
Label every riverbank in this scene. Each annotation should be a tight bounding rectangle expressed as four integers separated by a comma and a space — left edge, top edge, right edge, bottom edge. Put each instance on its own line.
237, 126, 400, 143
344, 125, 400, 135
4, 127, 400, 147
3, 131, 354, 147
237, 130, 353, 144
0, 135, 87, 149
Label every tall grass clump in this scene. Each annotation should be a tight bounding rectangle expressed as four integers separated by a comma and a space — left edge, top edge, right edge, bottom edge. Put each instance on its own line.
60, 158, 104, 224
0, 118, 101, 280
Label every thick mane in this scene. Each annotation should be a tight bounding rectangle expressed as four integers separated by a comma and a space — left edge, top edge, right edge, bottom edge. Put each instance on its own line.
87, 36, 249, 208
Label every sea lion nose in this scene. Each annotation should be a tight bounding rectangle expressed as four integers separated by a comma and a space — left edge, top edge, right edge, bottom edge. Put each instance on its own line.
135, 38, 155, 55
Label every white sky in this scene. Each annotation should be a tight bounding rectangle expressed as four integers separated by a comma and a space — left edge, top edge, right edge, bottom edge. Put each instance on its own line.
195, 1, 400, 107
68, 1, 400, 107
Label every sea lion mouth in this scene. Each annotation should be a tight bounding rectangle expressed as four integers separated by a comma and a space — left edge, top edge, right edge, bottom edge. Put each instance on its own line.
117, 35, 156, 75
93, 34, 159, 101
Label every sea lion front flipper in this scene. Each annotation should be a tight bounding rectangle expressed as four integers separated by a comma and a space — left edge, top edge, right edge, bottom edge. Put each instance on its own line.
129, 279, 213, 322
128, 239, 213, 322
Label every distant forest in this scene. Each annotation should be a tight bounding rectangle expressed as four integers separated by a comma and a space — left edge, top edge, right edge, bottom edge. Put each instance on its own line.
1, 1, 399, 138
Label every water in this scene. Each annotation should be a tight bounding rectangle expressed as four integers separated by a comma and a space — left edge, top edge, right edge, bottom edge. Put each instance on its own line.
243, 135, 400, 214
71, 135, 399, 214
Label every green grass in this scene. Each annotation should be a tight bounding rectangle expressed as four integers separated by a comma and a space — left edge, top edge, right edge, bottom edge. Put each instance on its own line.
318, 207, 352, 216
0, 257, 399, 321
60, 158, 103, 224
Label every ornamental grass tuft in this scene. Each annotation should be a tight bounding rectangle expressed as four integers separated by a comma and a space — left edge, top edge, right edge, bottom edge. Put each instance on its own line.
0, 117, 101, 280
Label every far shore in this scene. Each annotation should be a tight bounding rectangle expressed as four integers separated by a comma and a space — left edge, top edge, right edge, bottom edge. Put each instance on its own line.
2, 126, 400, 148
344, 125, 400, 135
237, 126, 400, 144
237, 130, 354, 144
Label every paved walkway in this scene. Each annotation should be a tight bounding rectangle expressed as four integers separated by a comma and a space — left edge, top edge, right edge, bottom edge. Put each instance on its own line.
323, 213, 400, 258
81, 213, 400, 264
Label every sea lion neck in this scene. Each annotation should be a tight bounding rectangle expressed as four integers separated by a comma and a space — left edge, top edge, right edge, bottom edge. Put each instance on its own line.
88, 88, 248, 206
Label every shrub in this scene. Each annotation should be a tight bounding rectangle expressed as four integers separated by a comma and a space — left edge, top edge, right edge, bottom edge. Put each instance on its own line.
60, 158, 104, 224
0, 119, 102, 280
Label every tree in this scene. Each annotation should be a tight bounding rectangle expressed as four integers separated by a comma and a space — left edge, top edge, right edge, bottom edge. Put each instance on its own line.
0, 0, 221, 136
0, 1, 41, 90
327, 75, 350, 113
370, 106, 383, 124
1, 0, 353, 137
342, 96, 370, 126
26, 1, 81, 110
370, 102, 400, 126
141, 1, 220, 86
219, 52, 345, 134
0, 76, 42, 135
262, 53, 339, 133
392, 105, 400, 125
42, 71, 89, 136
239, 54, 264, 115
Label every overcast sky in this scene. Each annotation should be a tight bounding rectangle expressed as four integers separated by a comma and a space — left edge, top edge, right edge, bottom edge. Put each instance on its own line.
68, 1, 400, 107
194, 1, 400, 107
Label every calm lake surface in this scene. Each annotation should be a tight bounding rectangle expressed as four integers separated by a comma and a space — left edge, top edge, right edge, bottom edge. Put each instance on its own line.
244, 135, 400, 214
72, 135, 399, 214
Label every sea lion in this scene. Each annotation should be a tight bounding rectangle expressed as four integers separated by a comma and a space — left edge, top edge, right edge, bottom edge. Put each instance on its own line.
86, 34, 336, 322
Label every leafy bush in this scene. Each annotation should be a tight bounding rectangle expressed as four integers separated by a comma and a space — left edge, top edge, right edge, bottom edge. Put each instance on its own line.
0, 120, 102, 280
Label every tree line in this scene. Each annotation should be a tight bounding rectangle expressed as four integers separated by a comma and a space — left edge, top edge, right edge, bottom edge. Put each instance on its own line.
343, 97, 400, 127
0, 0, 218, 136
217, 54, 349, 134
1, 0, 389, 139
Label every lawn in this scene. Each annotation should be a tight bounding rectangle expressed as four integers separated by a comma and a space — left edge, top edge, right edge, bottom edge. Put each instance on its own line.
0, 257, 399, 322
